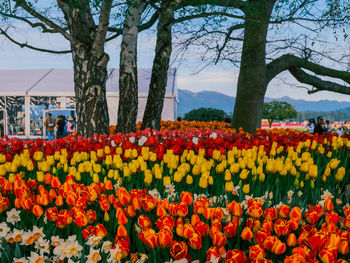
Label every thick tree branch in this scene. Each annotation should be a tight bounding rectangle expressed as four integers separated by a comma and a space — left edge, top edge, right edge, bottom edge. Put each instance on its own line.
93, 0, 114, 53
173, 11, 244, 24
13, 0, 73, 42
177, 0, 246, 11
266, 54, 350, 84
289, 67, 350, 95
0, 27, 71, 54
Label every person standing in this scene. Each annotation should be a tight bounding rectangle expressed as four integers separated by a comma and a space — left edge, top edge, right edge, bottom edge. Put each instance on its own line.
56, 115, 66, 138
45, 113, 56, 141
325, 120, 332, 133
66, 116, 76, 135
314, 116, 327, 135
307, 118, 316, 134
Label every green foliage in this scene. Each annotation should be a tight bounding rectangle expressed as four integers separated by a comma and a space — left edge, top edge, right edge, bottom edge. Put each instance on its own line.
263, 101, 298, 127
184, 107, 228, 122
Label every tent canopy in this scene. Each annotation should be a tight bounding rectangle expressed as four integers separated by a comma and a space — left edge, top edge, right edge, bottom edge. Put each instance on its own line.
0, 68, 177, 98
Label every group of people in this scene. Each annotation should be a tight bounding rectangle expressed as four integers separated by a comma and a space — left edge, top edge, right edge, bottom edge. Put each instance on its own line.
45, 113, 75, 141
307, 116, 347, 136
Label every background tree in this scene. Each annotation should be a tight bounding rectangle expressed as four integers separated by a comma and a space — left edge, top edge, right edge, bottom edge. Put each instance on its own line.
174, 0, 350, 133
184, 107, 227, 122
262, 101, 298, 128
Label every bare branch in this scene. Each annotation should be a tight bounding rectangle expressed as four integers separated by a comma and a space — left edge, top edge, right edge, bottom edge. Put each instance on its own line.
0, 11, 68, 33
0, 27, 71, 54
215, 23, 244, 64
13, 0, 73, 42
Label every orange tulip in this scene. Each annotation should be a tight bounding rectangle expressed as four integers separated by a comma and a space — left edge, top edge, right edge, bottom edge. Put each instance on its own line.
116, 208, 128, 225
263, 236, 278, 251
248, 201, 263, 218
156, 216, 175, 231
188, 232, 202, 250
177, 202, 188, 217
206, 246, 221, 262
156, 204, 167, 217
271, 240, 286, 255
138, 215, 152, 229
224, 221, 238, 238
157, 229, 173, 248
176, 223, 184, 237
324, 198, 334, 212
274, 219, 290, 236
241, 227, 253, 240
117, 225, 128, 238
249, 244, 266, 259
46, 207, 58, 222
183, 223, 195, 239
338, 240, 349, 255
50, 176, 62, 189
32, 204, 44, 217
117, 187, 131, 206
170, 241, 188, 260
86, 209, 97, 224
194, 221, 209, 237
325, 211, 341, 225
255, 228, 271, 246
142, 195, 157, 212
290, 207, 302, 221
227, 200, 243, 216
278, 204, 290, 218
263, 208, 277, 221
94, 224, 107, 238
180, 191, 193, 205
284, 254, 306, 263
319, 248, 337, 263
212, 231, 227, 247
138, 228, 158, 249
287, 233, 297, 247
225, 249, 247, 263
55, 195, 64, 206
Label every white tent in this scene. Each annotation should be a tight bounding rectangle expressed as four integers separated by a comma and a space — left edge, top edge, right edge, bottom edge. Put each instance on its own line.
0, 68, 178, 138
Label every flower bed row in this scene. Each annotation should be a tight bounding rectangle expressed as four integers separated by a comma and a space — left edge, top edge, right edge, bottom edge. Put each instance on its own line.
0, 183, 350, 262
0, 128, 349, 262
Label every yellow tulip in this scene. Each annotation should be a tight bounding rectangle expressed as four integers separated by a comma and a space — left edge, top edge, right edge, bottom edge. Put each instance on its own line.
93, 173, 100, 183
199, 176, 208, 189
37, 171, 44, 182
186, 175, 193, 185
163, 176, 171, 187
242, 184, 250, 194
225, 181, 233, 192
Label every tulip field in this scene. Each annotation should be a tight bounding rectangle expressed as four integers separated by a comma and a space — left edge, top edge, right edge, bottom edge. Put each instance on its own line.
0, 124, 350, 262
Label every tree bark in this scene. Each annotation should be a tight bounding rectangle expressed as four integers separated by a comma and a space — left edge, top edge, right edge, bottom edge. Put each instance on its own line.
57, 0, 112, 137
141, 2, 175, 130
232, 0, 276, 133
117, 0, 145, 134
71, 44, 110, 137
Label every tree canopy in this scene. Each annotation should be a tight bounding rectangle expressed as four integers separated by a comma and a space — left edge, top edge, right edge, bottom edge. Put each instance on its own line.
184, 108, 228, 122
263, 101, 298, 128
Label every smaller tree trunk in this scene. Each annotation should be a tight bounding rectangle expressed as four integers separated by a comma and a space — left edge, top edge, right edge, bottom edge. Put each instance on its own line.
268, 119, 273, 128
141, 3, 175, 130
117, 0, 145, 134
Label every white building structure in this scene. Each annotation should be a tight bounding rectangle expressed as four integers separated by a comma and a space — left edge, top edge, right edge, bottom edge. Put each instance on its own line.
0, 68, 178, 138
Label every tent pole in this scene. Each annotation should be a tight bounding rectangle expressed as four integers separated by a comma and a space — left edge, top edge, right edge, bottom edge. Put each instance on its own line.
25, 95, 30, 138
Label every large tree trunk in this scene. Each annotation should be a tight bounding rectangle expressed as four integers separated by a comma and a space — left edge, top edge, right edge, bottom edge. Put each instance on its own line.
232, 1, 276, 133
141, 2, 175, 130
72, 44, 110, 137
117, 0, 145, 134
57, 0, 112, 137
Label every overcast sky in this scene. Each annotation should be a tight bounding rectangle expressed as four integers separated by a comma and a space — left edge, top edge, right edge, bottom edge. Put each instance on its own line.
1, 23, 350, 102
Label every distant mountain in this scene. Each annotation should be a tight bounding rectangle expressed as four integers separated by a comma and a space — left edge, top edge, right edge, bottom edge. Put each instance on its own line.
178, 89, 350, 116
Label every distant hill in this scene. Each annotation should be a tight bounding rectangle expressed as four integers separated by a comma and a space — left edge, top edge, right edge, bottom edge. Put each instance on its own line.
178, 89, 350, 116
